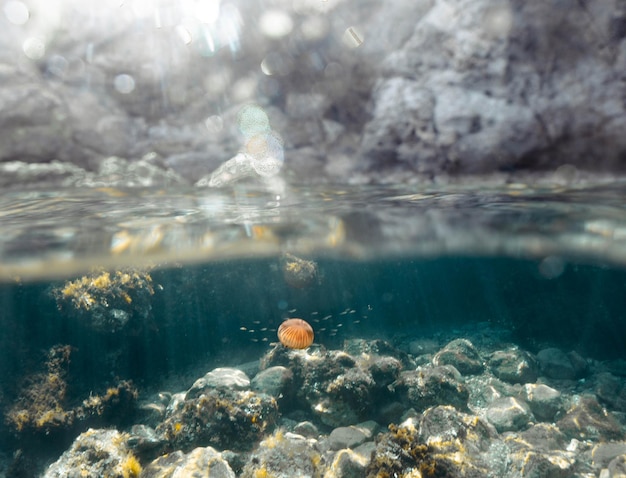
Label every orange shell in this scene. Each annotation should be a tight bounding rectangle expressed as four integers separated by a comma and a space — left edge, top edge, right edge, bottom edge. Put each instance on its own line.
277, 318, 314, 349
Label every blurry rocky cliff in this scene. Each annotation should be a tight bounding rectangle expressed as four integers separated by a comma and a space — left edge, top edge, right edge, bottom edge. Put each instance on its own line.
0, 0, 625, 188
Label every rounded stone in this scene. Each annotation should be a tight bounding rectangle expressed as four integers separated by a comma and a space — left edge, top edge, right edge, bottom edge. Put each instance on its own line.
486, 397, 533, 433
433, 339, 484, 375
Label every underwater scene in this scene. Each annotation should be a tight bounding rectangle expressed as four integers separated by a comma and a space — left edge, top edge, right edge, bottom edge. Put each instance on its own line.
2, 182, 626, 478
2, 0, 626, 475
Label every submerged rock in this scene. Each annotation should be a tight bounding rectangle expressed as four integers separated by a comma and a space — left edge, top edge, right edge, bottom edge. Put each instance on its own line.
506, 449, 577, 478
156, 387, 278, 452
240, 429, 323, 478
591, 442, 626, 469
608, 455, 626, 477
557, 395, 625, 441
486, 397, 534, 433
594, 372, 626, 412
489, 348, 539, 384
366, 415, 492, 478
261, 346, 396, 427
395, 365, 470, 412
418, 405, 497, 453
141, 446, 235, 478
433, 339, 485, 375
521, 383, 563, 422
327, 424, 375, 451
251, 366, 294, 403
536, 348, 588, 380
325, 448, 370, 478
43, 429, 142, 478
186, 367, 251, 398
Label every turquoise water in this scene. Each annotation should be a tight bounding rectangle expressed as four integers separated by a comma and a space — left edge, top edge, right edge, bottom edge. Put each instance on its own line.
2, 182, 626, 476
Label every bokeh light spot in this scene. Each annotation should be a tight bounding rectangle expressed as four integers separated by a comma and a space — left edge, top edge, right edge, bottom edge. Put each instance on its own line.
539, 256, 565, 279
484, 5, 513, 37
237, 104, 271, 138
260, 51, 293, 76
3, 0, 29, 25
113, 74, 136, 94
194, 0, 220, 24
47, 55, 68, 78
300, 15, 329, 41
205, 115, 223, 133
22, 37, 46, 60
175, 25, 193, 45
259, 10, 293, 39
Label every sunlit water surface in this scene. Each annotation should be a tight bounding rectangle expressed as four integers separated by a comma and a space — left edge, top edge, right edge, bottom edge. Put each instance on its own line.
3, 181, 626, 281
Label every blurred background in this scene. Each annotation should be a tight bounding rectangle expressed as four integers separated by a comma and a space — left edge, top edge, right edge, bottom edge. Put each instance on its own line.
1, 0, 625, 189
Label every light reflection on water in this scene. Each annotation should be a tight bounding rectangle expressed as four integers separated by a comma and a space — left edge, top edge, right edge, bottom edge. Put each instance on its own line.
2, 181, 626, 281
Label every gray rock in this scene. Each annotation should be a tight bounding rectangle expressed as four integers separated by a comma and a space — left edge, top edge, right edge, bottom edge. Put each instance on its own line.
557, 395, 625, 441
465, 374, 519, 410
240, 430, 323, 478
507, 449, 576, 478
486, 397, 534, 433
519, 423, 567, 451
0, 0, 625, 184
293, 421, 319, 438
367, 356, 403, 387
251, 366, 293, 397
186, 367, 250, 399
592, 442, 626, 468
0, 161, 87, 189
142, 446, 235, 478
521, 383, 563, 422
353, 441, 377, 462
489, 348, 539, 384
360, 0, 626, 177
396, 365, 470, 411
127, 424, 167, 453
157, 388, 278, 451
566, 351, 589, 378
327, 425, 372, 451
536, 348, 581, 380
608, 455, 626, 477
325, 449, 369, 478
595, 372, 626, 412
417, 405, 497, 450
433, 338, 484, 375
43, 428, 140, 478
0, 75, 68, 162
263, 347, 379, 428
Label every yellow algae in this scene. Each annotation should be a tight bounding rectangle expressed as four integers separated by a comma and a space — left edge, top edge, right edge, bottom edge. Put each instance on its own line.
120, 454, 142, 478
